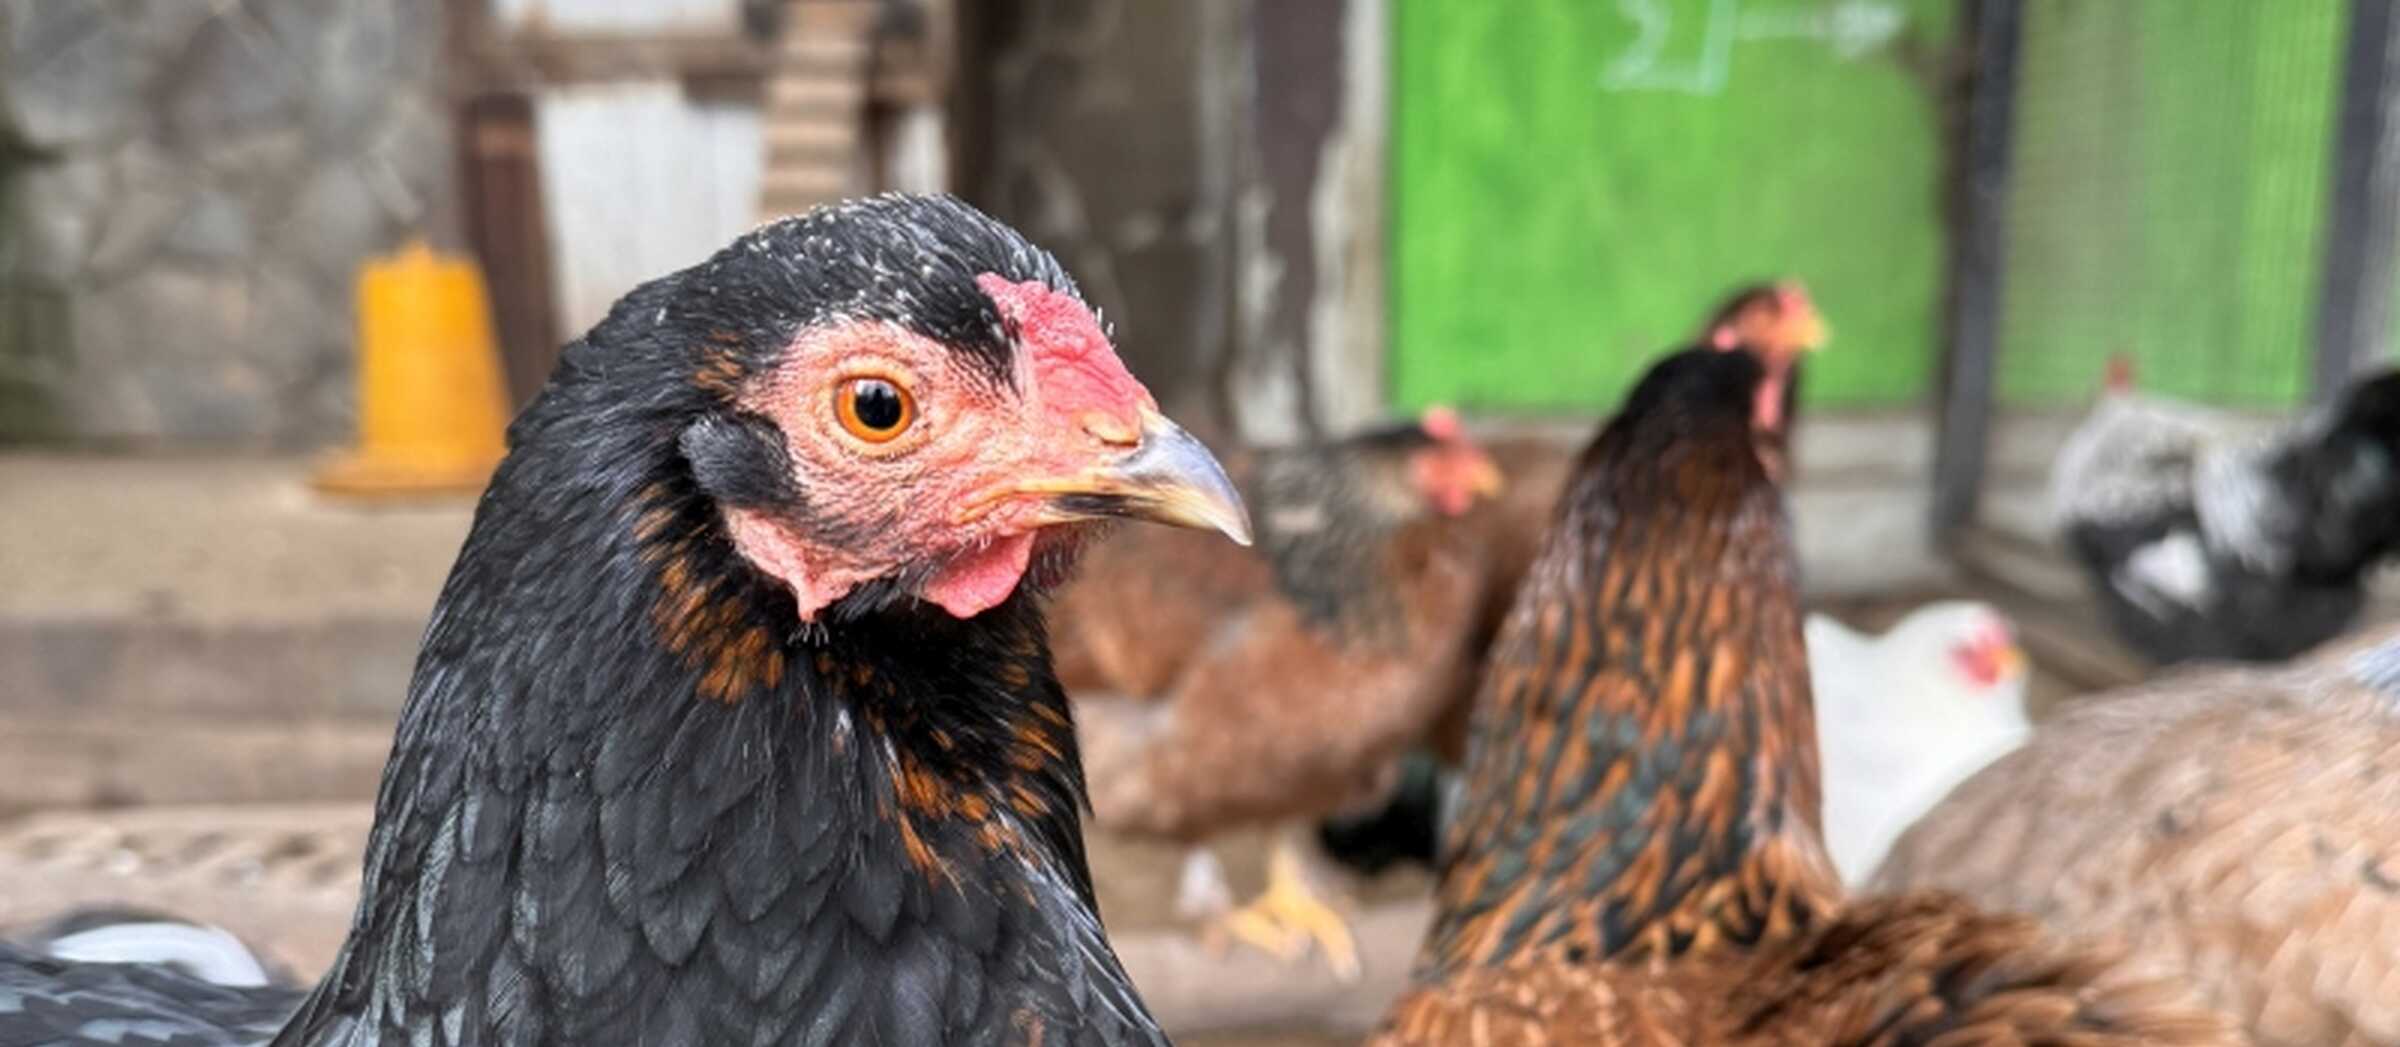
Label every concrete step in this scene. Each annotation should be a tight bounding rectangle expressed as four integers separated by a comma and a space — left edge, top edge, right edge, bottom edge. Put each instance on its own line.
1, 616, 422, 720
0, 456, 456, 811
0, 714, 393, 813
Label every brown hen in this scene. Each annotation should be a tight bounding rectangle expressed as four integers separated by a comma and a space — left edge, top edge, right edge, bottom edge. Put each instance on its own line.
1404, 281, 1834, 768
1054, 409, 1505, 978
1874, 622, 2400, 1046
1371, 339, 2235, 1046
1475, 280, 1829, 600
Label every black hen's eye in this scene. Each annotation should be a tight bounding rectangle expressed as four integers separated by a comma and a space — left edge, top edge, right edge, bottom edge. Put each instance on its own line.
836, 377, 916, 443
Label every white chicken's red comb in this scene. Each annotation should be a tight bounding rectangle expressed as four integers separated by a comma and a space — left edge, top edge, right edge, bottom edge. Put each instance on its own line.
2104, 354, 2136, 393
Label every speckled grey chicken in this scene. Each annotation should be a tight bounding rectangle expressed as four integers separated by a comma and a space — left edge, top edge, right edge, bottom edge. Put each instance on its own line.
2054, 357, 2400, 664
1875, 622, 2400, 1047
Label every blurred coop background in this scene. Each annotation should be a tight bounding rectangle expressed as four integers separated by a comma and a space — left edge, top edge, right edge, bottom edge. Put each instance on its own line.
2, 0, 2398, 1041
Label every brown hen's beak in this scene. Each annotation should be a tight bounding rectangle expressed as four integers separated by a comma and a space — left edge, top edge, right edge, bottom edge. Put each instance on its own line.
1466, 455, 1505, 497
1783, 306, 1830, 352
1024, 407, 1253, 546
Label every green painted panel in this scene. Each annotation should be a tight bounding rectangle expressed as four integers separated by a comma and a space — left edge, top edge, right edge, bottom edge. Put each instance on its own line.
1996, 0, 2341, 408
1392, 0, 1956, 413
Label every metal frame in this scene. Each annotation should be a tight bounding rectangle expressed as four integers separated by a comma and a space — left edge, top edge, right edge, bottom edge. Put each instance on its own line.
1931, 0, 2024, 535
2313, 0, 2400, 403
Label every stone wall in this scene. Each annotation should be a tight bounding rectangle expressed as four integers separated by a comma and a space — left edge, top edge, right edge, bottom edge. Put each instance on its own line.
0, 2, 453, 445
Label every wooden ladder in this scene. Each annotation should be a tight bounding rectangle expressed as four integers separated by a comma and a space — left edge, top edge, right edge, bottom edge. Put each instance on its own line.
757, 0, 880, 220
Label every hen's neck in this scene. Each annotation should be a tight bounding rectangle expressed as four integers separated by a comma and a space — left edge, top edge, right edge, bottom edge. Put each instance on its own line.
1421, 422, 1840, 978
278, 429, 1155, 1044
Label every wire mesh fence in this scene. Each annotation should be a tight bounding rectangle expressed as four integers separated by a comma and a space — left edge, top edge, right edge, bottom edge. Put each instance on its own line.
1994, 0, 2348, 409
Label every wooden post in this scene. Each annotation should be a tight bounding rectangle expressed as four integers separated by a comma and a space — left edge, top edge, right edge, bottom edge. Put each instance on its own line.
1932, 0, 2024, 536
2313, 0, 2400, 404
456, 93, 560, 408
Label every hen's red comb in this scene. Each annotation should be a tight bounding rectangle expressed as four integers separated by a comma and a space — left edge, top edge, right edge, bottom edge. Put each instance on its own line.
1420, 405, 1464, 441
2104, 353, 2136, 393
978, 274, 1151, 422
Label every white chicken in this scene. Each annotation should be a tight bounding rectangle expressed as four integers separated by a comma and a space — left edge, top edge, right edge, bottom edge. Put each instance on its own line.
1807, 601, 2031, 886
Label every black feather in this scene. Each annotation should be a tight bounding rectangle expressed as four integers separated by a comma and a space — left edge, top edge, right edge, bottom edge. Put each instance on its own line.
1317, 749, 1454, 876
9, 196, 1169, 1046
0, 944, 303, 1046
681, 410, 802, 511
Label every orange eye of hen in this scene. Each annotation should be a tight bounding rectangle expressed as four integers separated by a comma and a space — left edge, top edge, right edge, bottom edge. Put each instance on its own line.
836, 377, 916, 442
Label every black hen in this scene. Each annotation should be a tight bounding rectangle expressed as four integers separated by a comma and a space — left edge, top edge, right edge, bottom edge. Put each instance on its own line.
0, 194, 1249, 1046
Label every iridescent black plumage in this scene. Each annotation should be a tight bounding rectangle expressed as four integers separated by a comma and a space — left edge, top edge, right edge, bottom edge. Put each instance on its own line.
1, 195, 1167, 1046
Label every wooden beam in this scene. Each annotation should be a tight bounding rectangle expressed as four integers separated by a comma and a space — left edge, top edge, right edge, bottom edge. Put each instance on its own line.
455, 31, 775, 97
2313, 0, 2400, 404
451, 29, 936, 104
1931, 0, 2025, 536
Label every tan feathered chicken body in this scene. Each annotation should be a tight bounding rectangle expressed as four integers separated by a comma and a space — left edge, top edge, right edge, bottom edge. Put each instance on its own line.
1876, 623, 2400, 1046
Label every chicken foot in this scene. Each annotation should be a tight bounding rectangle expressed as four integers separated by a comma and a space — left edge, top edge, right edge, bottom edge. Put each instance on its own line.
1206, 830, 1362, 983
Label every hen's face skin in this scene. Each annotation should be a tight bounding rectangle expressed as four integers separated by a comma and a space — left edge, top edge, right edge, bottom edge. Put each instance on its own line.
724, 275, 1249, 621
1709, 282, 1826, 356
1947, 613, 2028, 691
1405, 413, 1505, 517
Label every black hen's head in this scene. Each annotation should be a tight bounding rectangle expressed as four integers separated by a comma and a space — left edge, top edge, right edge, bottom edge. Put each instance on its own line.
556, 194, 1249, 626
2337, 369, 2400, 441
1699, 280, 1822, 441
1621, 342, 1778, 436
1592, 337, 1814, 488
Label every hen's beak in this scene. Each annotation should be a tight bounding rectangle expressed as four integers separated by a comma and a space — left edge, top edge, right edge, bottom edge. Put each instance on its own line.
1990, 640, 2027, 682
1015, 407, 1253, 546
1783, 309, 1829, 353
1466, 455, 1505, 498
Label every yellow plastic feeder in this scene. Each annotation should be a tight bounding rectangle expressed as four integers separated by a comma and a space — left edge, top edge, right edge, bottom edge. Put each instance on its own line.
312, 242, 512, 498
